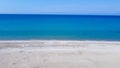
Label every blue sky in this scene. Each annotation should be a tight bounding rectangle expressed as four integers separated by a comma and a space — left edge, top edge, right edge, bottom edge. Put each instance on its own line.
0, 0, 120, 15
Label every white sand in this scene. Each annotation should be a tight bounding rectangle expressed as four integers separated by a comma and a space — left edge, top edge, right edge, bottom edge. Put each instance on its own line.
0, 40, 120, 68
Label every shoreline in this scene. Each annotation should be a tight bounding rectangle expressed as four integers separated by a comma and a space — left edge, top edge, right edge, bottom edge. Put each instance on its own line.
0, 39, 120, 42
0, 40, 120, 45
0, 40, 120, 50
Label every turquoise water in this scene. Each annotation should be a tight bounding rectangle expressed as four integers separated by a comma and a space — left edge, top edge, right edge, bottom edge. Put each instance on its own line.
0, 14, 120, 40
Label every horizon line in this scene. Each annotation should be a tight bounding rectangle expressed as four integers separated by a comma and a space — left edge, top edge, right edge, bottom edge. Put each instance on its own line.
0, 14, 120, 16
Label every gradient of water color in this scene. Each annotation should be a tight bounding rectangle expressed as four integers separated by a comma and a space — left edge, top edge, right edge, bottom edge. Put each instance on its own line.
0, 14, 120, 41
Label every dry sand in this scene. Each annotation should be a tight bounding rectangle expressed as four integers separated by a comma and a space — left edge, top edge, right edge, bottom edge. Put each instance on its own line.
0, 40, 120, 68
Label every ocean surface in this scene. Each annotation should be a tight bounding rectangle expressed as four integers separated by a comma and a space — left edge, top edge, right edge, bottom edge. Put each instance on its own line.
0, 14, 120, 41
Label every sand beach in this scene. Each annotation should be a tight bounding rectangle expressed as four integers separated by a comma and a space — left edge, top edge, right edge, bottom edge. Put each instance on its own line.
0, 40, 120, 68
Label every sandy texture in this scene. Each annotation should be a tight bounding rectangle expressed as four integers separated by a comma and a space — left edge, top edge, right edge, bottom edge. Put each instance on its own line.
0, 40, 120, 68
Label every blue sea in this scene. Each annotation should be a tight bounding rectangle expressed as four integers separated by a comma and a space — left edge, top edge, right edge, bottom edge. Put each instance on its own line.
0, 14, 120, 41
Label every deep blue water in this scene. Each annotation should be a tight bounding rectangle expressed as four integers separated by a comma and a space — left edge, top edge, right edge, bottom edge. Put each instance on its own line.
0, 14, 120, 41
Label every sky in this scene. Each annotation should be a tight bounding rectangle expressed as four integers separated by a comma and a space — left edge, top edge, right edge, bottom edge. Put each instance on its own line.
0, 0, 120, 15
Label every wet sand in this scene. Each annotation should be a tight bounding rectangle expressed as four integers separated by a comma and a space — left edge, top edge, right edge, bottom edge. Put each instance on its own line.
0, 40, 120, 68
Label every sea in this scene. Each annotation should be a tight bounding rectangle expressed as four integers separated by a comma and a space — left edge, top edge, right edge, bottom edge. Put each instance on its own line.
0, 14, 120, 41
